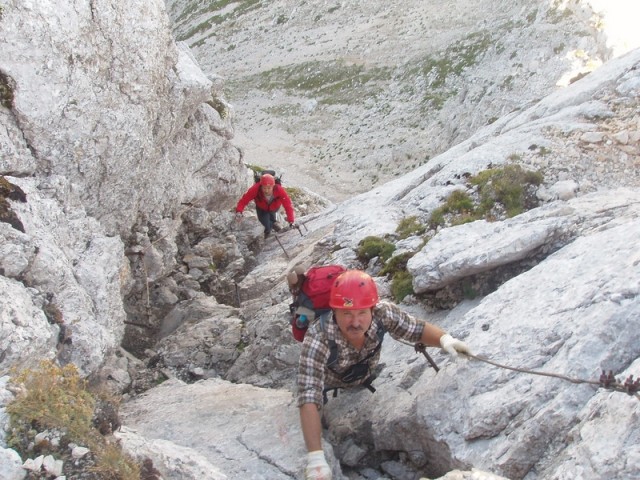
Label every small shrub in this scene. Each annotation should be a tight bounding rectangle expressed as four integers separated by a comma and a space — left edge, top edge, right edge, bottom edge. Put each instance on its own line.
285, 186, 303, 203
538, 146, 551, 156
208, 245, 227, 266
428, 189, 474, 228
462, 279, 477, 299
0, 72, 14, 109
380, 252, 414, 278
391, 271, 414, 303
236, 339, 249, 352
429, 164, 543, 227
470, 164, 543, 218
446, 190, 474, 212
450, 212, 478, 226
357, 236, 396, 263
428, 207, 445, 229
7, 361, 141, 480
7, 362, 96, 447
90, 442, 140, 480
396, 216, 426, 239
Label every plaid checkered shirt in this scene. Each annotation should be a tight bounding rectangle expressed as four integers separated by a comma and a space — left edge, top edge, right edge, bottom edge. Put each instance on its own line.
297, 300, 425, 407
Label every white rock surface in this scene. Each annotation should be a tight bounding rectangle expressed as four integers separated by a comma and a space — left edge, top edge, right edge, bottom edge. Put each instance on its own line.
118, 378, 343, 480
408, 189, 640, 292
0, 447, 24, 480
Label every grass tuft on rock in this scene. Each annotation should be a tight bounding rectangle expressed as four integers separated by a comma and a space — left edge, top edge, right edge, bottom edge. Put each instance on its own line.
7, 361, 142, 480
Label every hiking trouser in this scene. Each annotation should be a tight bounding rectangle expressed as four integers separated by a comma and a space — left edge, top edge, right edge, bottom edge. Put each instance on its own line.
256, 207, 277, 233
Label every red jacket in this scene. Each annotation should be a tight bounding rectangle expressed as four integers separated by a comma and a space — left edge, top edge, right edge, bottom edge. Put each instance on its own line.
236, 183, 295, 223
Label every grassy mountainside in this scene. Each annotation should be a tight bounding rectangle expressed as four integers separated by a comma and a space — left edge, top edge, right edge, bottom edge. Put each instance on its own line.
166, 0, 607, 201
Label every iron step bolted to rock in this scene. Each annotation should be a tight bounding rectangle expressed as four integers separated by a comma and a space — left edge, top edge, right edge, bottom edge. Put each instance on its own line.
274, 209, 308, 236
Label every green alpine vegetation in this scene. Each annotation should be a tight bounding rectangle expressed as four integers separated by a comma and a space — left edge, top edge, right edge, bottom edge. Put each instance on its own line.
430, 164, 543, 227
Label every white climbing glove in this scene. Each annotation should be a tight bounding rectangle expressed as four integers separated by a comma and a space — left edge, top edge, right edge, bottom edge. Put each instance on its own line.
305, 450, 332, 480
235, 211, 243, 222
439, 334, 471, 357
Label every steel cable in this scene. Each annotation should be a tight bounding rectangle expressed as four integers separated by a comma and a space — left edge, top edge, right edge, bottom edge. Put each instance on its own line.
405, 340, 640, 401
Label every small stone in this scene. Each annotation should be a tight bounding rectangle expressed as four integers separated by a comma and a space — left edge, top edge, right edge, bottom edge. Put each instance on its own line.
42, 455, 64, 477
580, 132, 605, 143
71, 446, 90, 459
612, 131, 629, 144
22, 455, 44, 471
34, 431, 48, 445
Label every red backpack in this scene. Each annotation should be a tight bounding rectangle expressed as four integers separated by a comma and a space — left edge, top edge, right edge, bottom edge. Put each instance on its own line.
289, 265, 346, 341
300, 265, 346, 309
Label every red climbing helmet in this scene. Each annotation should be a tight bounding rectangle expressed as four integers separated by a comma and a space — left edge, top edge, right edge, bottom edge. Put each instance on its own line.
329, 270, 379, 309
260, 173, 276, 186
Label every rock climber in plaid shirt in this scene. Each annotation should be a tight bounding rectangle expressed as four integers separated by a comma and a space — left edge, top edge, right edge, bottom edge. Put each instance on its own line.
297, 270, 470, 480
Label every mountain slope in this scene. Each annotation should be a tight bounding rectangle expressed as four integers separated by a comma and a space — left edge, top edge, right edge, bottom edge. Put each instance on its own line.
165, 0, 636, 201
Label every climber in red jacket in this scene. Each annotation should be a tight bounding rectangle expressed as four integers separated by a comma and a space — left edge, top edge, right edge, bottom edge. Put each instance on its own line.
235, 173, 296, 238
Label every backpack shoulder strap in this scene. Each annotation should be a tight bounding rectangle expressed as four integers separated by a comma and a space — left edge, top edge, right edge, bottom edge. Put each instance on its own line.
296, 290, 315, 311
318, 311, 332, 331
374, 317, 386, 343
318, 312, 338, 368
359, 320, 386, 363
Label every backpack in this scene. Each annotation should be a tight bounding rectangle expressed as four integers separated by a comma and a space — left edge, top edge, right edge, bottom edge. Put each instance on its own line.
289, 265, 346, 342
254, 169, 282, 185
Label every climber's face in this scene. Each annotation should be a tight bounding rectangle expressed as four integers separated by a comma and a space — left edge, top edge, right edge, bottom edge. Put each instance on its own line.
334, 308, 373, 347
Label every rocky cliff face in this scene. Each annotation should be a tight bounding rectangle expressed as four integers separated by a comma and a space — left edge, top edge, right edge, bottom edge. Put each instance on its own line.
0, 0, 247, 375
1, 1, 639, 480
2, 0, 246, 236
